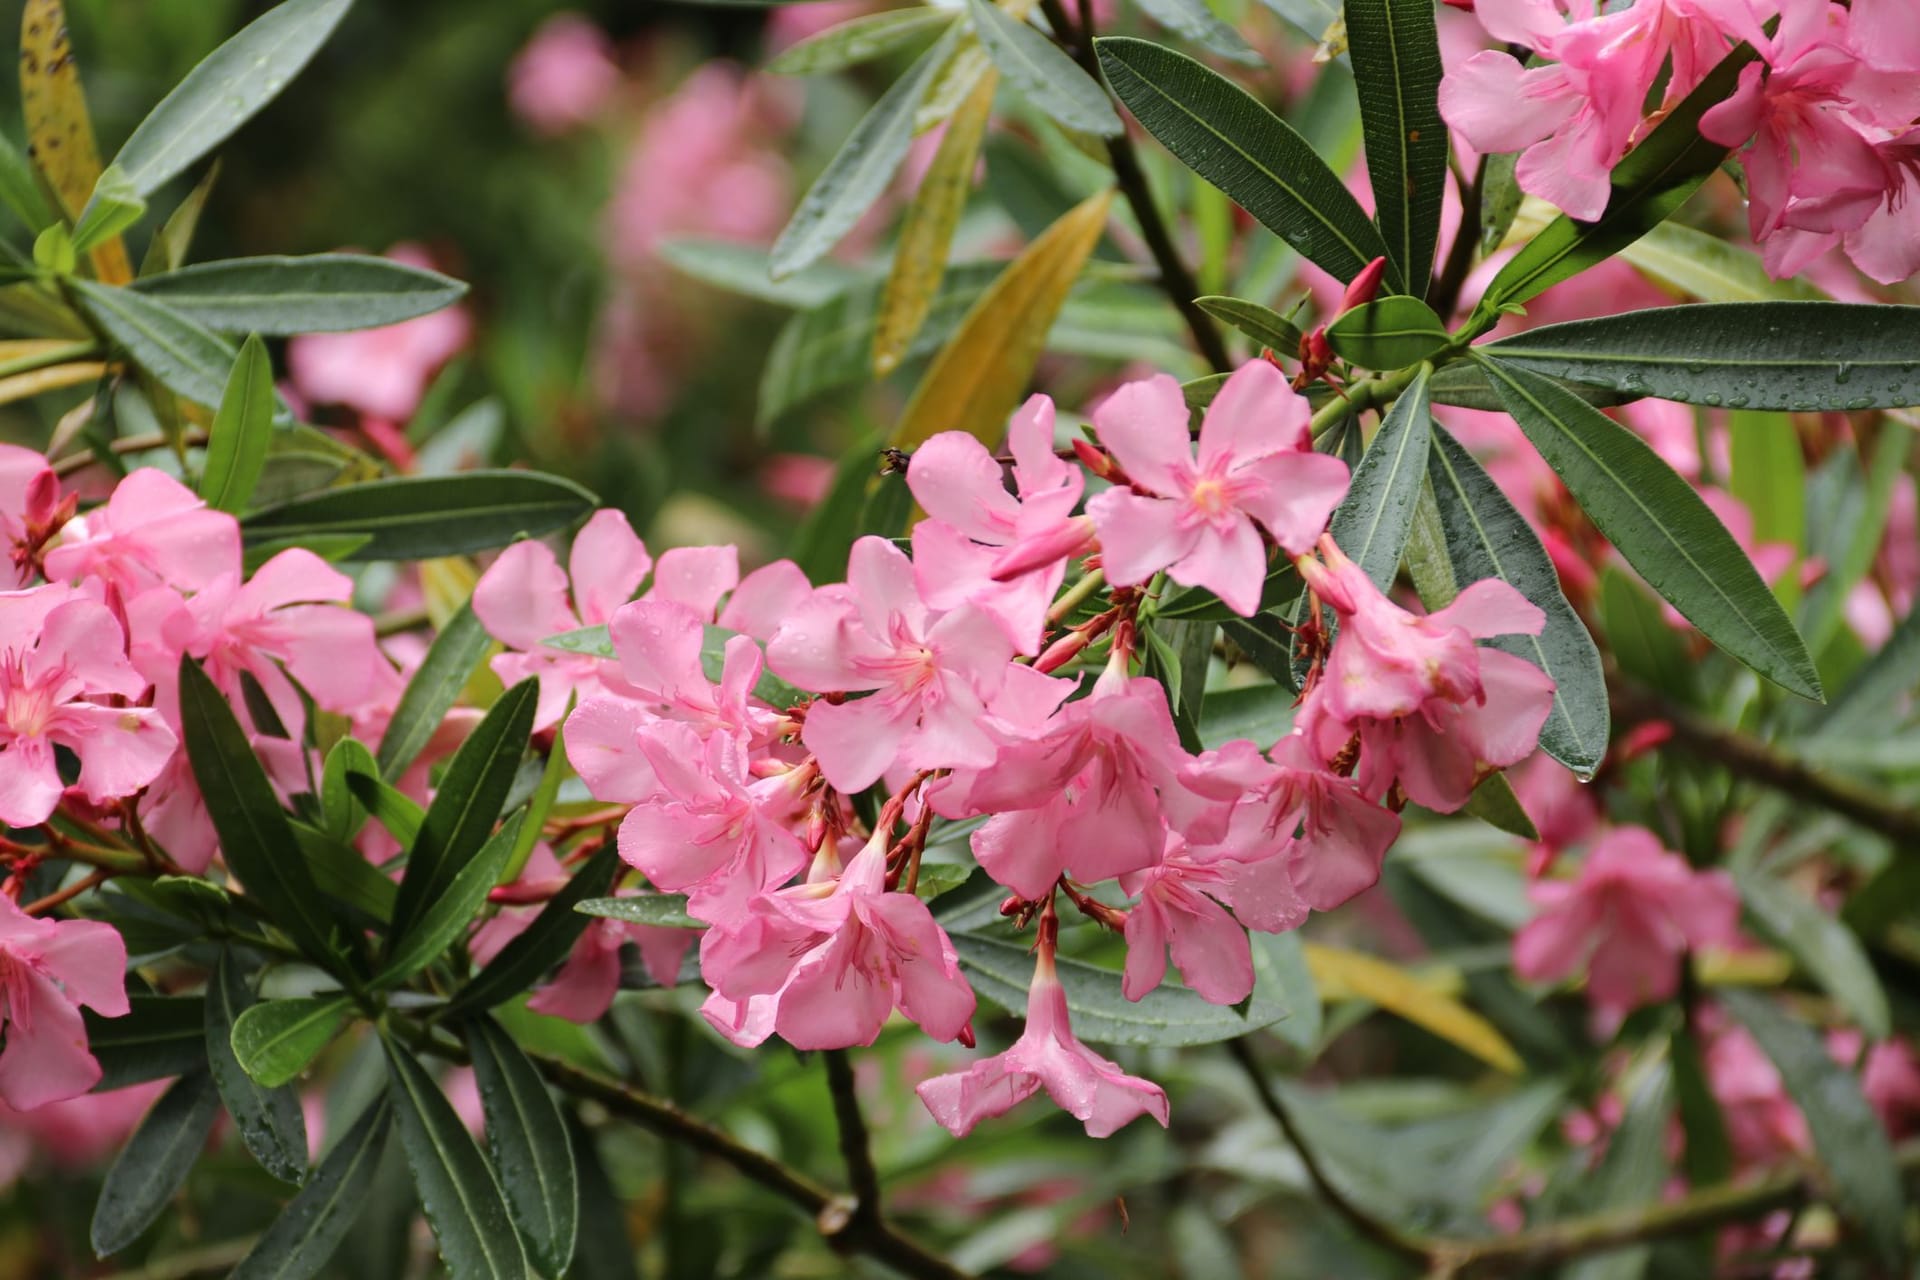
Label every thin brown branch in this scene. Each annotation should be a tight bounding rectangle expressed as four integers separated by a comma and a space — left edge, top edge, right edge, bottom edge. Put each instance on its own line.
51, 428, 207, 477
823, 1049, 885, 1231
22, 868, 110, 914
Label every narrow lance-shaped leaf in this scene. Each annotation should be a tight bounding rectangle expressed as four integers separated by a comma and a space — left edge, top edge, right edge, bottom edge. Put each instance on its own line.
381, 1036, 529, 1280
136, 254, 469, 335
1097, 37, 1391, 287
463, 1017, 578, 1278
230, 995, 357, 1089
444, 845, 621, 1018
21, 0, 132, 282
578, 895, 699, 929
767, 8, 957, 76
873, 69, 997, 376
232, 1096, 393, 1280
1130, 0, 1260, 63
1195, 295, 1304, 355
1328, 364, 1431, 591
892, 187, 1113, 447
242, 471, 599, 562
377, 599, 492, 778
770, 23, 960, 279
70, 279, 237, 409
376, 812, 525, 987
1304, 942, 1522, 1073
207, 950, 309, 1183
1478, 355, 1822, 701
202, 333, 275, 513
966, 0, 1121, 137
107, 0, 352, 198
90, 1072, 223, 1257
1344, 0, 1446, 294
84, 996, 208, 1092
70, 166, 145, 256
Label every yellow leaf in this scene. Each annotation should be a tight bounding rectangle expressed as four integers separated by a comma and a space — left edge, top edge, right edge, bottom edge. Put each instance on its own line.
420, 557, 479, 632
892, 187, 1113, 448
0, 359, 107, 405
1303, 942, 1523, 1074
873, 69, 997, 378
20, 0, 131, 283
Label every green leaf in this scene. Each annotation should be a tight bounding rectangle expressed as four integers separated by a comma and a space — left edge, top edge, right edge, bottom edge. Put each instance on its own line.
1563, 1062, 1672, 1280
345, 771, 426, 848
381, 1035, 529, 1280
207, 951, 309, 1183
1618, 218, 1827, 304
1220, 613, 1298, 690
1097, 37, 1389, 287
1598, 567, 1694, 703
1328, 364, 1430, 590
231, 995, 356, 1088
657, 237, 858, 308
1326, 295, 1449, 370
201, 332, 274, 513
1721, 989, 1906, 1270
90, 1072, 223, 1257
966, 0, 1120, 136
178, 656, 345, 966
576, 895, 698, 928
377, 600, 492, 778
85, 996, 207, 1091
1730, 410, 1804, 611
507, 731, 570, 885
1251, 931, 1321, 1052
70, 165, 145, 256
1671, 1027, 1733, 1189
243, 471, 598, 562
770, 24, 958, 279
141, 161, 219, 277
1735, 871, 1889, 1040
108, 0, 351, 197
1427, 359, 1637, 413
1130, 0, 1260, 63
461, 1017, 577, 1279
1345, 0, 1445, 294
445, 846, 621, 1018
565, 1112, 639, 1280
1477, 356, 1821, 701
1803, 429, 1910, 657
1461, 772, 1538, 841
1194, 295, 1302, 355
69, 278, 236, 408
292, 822, 396, 924
1483, 302, 1920, 412
232, 1096, 392, 1280
320, 736, 378, 840
1423, 426, 1609, 777
387, 679, 537, 948
951, 932, 1286, 1046
377, 812, 525, 988
1198, 682, 1296, 750
0, 128, 57, 233
1480, 43, 1755, 309
767, 7, 956, 75
1477, 151, 1520, 256
135, 254, 468, 334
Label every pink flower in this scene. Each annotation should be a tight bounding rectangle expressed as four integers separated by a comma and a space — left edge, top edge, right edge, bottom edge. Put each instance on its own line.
0, 587, 175, 827
507, 14, 621, 135
0, 1080, 165, 1180
1119, 841, 1255, 1006
286, 244, 472, 422
1086, 362, 1350, 616
1707, 1017, 1809, 1166
768, 536, 1016, 792
605, 599, 784, 743
0, 447, 59, 589
0, 893, 129, 1110
42, 468, 239, 597
699, 830, 976, 1051
917, 912, 1168, 1138
906, 395, 1094, 654
1513, 827, 1741, 1013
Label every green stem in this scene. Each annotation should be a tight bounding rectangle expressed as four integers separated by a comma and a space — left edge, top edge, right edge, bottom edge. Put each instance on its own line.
1048, 567, 1107, 622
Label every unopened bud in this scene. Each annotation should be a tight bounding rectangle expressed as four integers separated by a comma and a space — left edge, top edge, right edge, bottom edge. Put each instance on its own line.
1616, 721, 1673, 762
1339, 256, 1388, 314
1035, 628, 1091, 674
989, 516, 1096, 582
1072, 437, 1121, 483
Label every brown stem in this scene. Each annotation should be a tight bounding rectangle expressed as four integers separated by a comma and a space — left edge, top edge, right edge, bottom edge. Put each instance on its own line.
1037, 0, 1232, 374
823, 1049, 885, 1232
51, 428, 207, 477
22, 868, 110, 914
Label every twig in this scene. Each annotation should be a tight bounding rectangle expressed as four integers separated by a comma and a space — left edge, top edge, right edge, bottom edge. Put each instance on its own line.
1036, 0, 1232, 375
22, 868, 110, 914
373, 605, 432, 639
1428, 155, 1487, 320
1609, 678, 1920, 850
51, 428, 207, 477
1048, 567, 1107, 622
823, 1049, 885, 1231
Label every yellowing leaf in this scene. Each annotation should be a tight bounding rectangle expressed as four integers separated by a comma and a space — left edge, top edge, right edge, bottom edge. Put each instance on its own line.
0, 358, 107, 405
20, 0, 131, 283
873, 69, 997, 377
892, 187, 1113, 448
1303, 942, 1523, 1074
915, 39, 991, 135
420, 557, 479, 632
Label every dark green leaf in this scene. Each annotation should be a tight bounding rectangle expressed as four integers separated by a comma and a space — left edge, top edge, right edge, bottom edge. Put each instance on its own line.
387, 679, 537, 947
766, 8, 956, 75
1129, 0, 1260, 63
377, 812, 524, 988
1345, 0, 1446, 293
1478, 356, 1821, 701
952, 932, 1285, 1045
345, 771, 426, 848
136, 254, 468, 334
91, 1072, 222, 1257
1423, 426, 1609, 777
1194, 295, 1303, 355
1722, 990, 1906, 1270
0, 129, 57, 232
231, 995, 356, 1088
178, 656, 344, 966
1478, 151, 1520, 255
1461, 772, 1538, 841
575, 895, 699, 928
381, 1035, 529, 1279
85, 996, 207, 1091
966, 0, 1120, 136
320, 737, 378, 840
141, 162, 219, 277
292, 822, 397, 924
1427, 359, 1637, 412
207, 951, 308, 1183
70, 278, 236, 409
1328, 364, 1430, 590
232, 1096, 392, 1280
1672, 1027, 1733, 1188
377, 599, 492, 778
1220, 613, 1298, 691
201, 332, 274, 513
446, 846, 621, 1018
1326, 295, 1449, 370
462, 1017, 577, 1278
1484, 302, 1920, 412
565, 1112, 640, 1280
1097, 37, 1390, 287
108, 0, 351, 194
243, 471, 598, 563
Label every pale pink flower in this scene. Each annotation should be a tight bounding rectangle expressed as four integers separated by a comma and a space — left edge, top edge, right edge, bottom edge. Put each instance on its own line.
765, 0, 876, 53
0, 446, 58, 589
1513, 827, 1742, 1013
768, 536, 1015, 792
699, 830, 976, 1050
286, 244, 471, 422
0, 1080, 164, 1180
906, 395, 1094, 654
42, 468, 238, 597
1087, 362, 1350, 616
0, 892, 129, 1110
1707, 1017, 1809, 1166
508, 14, 621, 135
606, 599, 784, 742
1119, 841, 1255, 1006
917, 914, 1168, 1138
0, 587, 175, 827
